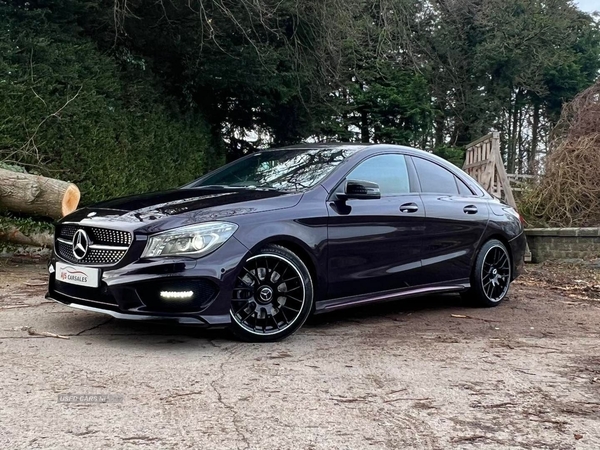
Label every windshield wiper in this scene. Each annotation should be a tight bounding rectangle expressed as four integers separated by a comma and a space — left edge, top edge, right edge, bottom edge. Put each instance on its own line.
254, 185, 282, 191
194, 184, 237, 189
195, 184, 284, 192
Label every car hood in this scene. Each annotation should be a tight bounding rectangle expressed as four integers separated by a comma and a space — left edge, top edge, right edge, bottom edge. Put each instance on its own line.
61, 188, 303, 233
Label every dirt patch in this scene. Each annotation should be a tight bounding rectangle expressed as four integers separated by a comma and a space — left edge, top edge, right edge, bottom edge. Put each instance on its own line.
0, 261, 599, 449
520, 259, 600, 302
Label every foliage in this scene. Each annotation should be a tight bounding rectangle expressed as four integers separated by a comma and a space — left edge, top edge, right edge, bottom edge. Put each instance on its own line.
0, 3, 218, 205
432, 146, 465, 168
0, 214, 54, 235
419, 0, 600, 173
0, 162, 27, 173
101, 0, 599, 171
1, 0, 599, 212
519, 79, 600, 227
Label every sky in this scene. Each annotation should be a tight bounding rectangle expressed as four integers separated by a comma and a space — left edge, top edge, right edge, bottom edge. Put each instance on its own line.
576, 0, 598, 13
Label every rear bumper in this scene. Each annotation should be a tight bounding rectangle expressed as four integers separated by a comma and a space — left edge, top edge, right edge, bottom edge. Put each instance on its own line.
509, 231, 527, 279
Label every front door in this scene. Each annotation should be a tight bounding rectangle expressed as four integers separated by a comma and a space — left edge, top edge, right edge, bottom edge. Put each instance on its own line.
326, 154, 425, 299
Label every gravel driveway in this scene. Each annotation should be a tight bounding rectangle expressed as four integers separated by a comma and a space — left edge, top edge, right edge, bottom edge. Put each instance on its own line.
1, 260, 599, 449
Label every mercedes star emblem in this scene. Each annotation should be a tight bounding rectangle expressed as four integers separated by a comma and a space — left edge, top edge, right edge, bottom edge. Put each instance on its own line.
72, 229, 90, 260
259, 286, 273, 302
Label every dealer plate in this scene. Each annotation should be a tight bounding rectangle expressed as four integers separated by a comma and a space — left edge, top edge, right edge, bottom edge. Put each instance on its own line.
55, 262, 100, 288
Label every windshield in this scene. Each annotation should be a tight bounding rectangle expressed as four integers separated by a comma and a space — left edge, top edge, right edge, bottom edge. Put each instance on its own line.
193, 147, 359, 192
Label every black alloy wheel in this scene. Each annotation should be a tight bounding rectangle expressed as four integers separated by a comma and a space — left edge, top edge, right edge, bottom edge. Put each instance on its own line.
229, 245, 314, 342
463, 239, 512, 307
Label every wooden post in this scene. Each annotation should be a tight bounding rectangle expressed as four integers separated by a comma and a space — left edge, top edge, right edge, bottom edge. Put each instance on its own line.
464, 132, 531, 261
463, 132, 517, 209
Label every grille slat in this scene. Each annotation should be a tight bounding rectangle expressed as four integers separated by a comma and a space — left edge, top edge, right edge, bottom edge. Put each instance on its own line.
56, 225, 132, 266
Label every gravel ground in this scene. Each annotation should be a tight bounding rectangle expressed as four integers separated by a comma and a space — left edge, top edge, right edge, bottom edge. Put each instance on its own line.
0, 260, 599, 450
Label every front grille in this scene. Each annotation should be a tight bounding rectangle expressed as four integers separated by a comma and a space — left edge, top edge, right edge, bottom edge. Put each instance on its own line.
59, 225, 132, 246
55, 224, 132, 266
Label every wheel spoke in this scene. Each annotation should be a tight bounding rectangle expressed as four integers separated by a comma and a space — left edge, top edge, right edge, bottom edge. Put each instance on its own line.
496, 253, 507, 266
233, 286, 252, 292
280, 265, 289, 279
493, 283, 502, 298
281, 304, 300, 313
255, 258, 261, 281
240, 308, 254, 323
484, 282, 493, 298
234, 303, 249, 315
280, 308, 289, 324
242, 268, 259, 283
271, 260, 280, 276
283, 286, 301, 293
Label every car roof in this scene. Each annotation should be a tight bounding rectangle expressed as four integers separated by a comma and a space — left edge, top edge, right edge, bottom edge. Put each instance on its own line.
266, 142, 373, 151
270, 142, 433, 158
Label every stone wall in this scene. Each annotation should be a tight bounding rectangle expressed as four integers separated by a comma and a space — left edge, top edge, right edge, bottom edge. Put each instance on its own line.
525, 228, 600, 263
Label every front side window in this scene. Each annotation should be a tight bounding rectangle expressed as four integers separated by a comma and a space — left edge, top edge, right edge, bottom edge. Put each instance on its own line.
345, 154, 410, 196
412, 157, 459, 195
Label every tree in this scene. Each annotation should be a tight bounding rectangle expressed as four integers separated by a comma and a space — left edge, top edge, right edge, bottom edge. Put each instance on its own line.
0, 2, 216, 203
3, 0, 599, 176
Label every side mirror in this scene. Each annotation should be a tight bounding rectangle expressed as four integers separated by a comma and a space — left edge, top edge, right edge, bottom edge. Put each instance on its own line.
337, 179, 381, 201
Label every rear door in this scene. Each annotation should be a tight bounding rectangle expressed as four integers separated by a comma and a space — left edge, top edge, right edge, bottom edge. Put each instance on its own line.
326, 153, 425, 299
410, 156, 489, 284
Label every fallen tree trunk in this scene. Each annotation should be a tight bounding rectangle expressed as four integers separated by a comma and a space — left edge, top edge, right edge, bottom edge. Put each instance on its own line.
0, 168, 80, 220
0, 226, 53, 248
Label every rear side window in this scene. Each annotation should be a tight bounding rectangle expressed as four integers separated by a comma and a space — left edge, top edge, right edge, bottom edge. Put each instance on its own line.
346, 154, 410, 196
412, 157, 458, 195
456, 177, 474, 196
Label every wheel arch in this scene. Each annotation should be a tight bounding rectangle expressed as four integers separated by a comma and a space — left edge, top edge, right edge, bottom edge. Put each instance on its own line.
247, 235, 324, 300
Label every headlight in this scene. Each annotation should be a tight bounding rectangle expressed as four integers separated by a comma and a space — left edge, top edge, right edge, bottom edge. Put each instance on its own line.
142, 222, 238, 258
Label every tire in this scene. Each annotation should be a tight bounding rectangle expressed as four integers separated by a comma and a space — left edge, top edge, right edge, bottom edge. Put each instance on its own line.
462, 239, 512, 307
229, 244, 314, 342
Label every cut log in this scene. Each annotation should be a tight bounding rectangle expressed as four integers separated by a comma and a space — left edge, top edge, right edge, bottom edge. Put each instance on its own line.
0, 226, 53, 248
0, 168, 80, 219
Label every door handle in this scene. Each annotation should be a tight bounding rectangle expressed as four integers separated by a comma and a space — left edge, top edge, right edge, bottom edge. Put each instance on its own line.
400, 203, 419, 213
463, 205, 478, 214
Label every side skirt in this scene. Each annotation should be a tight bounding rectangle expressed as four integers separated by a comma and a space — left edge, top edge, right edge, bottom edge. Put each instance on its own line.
313, 281, 470, 314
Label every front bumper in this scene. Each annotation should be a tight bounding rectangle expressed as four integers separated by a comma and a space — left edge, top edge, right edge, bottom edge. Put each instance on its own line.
46, 237, 251, 327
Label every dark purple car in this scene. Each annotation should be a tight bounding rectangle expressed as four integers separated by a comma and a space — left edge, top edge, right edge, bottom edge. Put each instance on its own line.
47, 143, 526, 341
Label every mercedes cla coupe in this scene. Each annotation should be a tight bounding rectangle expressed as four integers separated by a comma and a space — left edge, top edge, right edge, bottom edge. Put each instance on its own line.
47, 143, 526, 341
